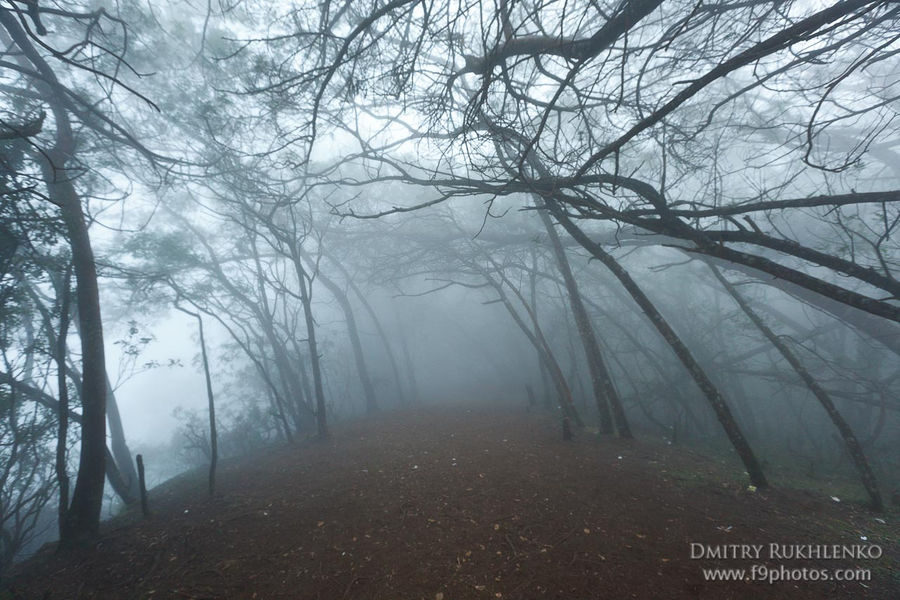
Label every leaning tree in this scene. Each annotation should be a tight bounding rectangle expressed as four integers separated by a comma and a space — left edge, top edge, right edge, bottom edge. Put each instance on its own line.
214, 0, 898, 502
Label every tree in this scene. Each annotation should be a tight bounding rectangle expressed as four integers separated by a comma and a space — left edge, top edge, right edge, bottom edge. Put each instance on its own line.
1, 1, 164, 544
536, 201, 629, 436
174, 308, 218, 497
213, 0, 900, 487
236, 0, 898, 326
709, 264, 883, 509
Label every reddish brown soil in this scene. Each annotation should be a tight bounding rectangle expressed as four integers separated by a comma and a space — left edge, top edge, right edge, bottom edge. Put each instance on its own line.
5, 408, 898, 599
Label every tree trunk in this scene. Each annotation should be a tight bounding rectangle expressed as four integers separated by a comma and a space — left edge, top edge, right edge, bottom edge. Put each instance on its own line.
104, 380, 139, 504
536, 203, 631, 436
294, 345, 316, 414
48, 171, 108, 544
2, 3, 108, 545
64, 312, 139, 505
472, 258, 584, 428
174, 305, 221, 490
547, 199, 767, 487
328, 254, 407, 407
0, 369, 136, 504
308, 263, 378, 414
710, 265, 882, 509
529, 250, 554, 409
195, 314, 218, 497
23, 261, 138, 505
292, 254, 329, 437
136, 454, 149, 517
55, 263, 72, 536
396, 313, 420, 403
104, 447, 133, 504
266, 387, 291, 442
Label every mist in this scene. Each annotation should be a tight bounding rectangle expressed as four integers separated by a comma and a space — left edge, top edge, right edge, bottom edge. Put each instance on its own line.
2, 1, 898, 598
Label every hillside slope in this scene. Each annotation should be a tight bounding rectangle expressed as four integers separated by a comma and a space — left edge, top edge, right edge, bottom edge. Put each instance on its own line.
6, 408, 898, 599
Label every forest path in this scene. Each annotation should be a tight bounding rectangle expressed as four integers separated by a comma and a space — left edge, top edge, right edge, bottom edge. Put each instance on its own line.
7, 408, 898, 599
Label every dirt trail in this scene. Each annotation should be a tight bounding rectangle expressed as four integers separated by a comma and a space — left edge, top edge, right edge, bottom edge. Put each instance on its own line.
6, 408, 898, 599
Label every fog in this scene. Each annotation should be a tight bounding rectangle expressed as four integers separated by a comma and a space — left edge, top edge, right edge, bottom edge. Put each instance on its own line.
2, 0, 899, 597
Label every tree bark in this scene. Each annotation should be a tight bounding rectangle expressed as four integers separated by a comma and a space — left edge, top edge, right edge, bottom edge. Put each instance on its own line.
173, 304, 221, 487
710, 265, 882, 509
48, 171, 108, 544
55, 262, 72, 536
1, 369, 138, 505
246, 238, 307, 432
104, 380, 139, 504
58, 301, 139, 505
395, 311, 420, 403
195, 314, 218, 497
327, 253, 407, 407
291, 253, 329, 437
536, 203, 631, 436
547, 199, 767, 487
1, 8, 109, 543
471, 257, 584, 428
136, 454, 149, 517
305, 259, 378, 414
528, 250, 553, 409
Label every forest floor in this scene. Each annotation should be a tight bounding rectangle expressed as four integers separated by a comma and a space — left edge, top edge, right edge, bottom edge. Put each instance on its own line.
5, 407, 899, 599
